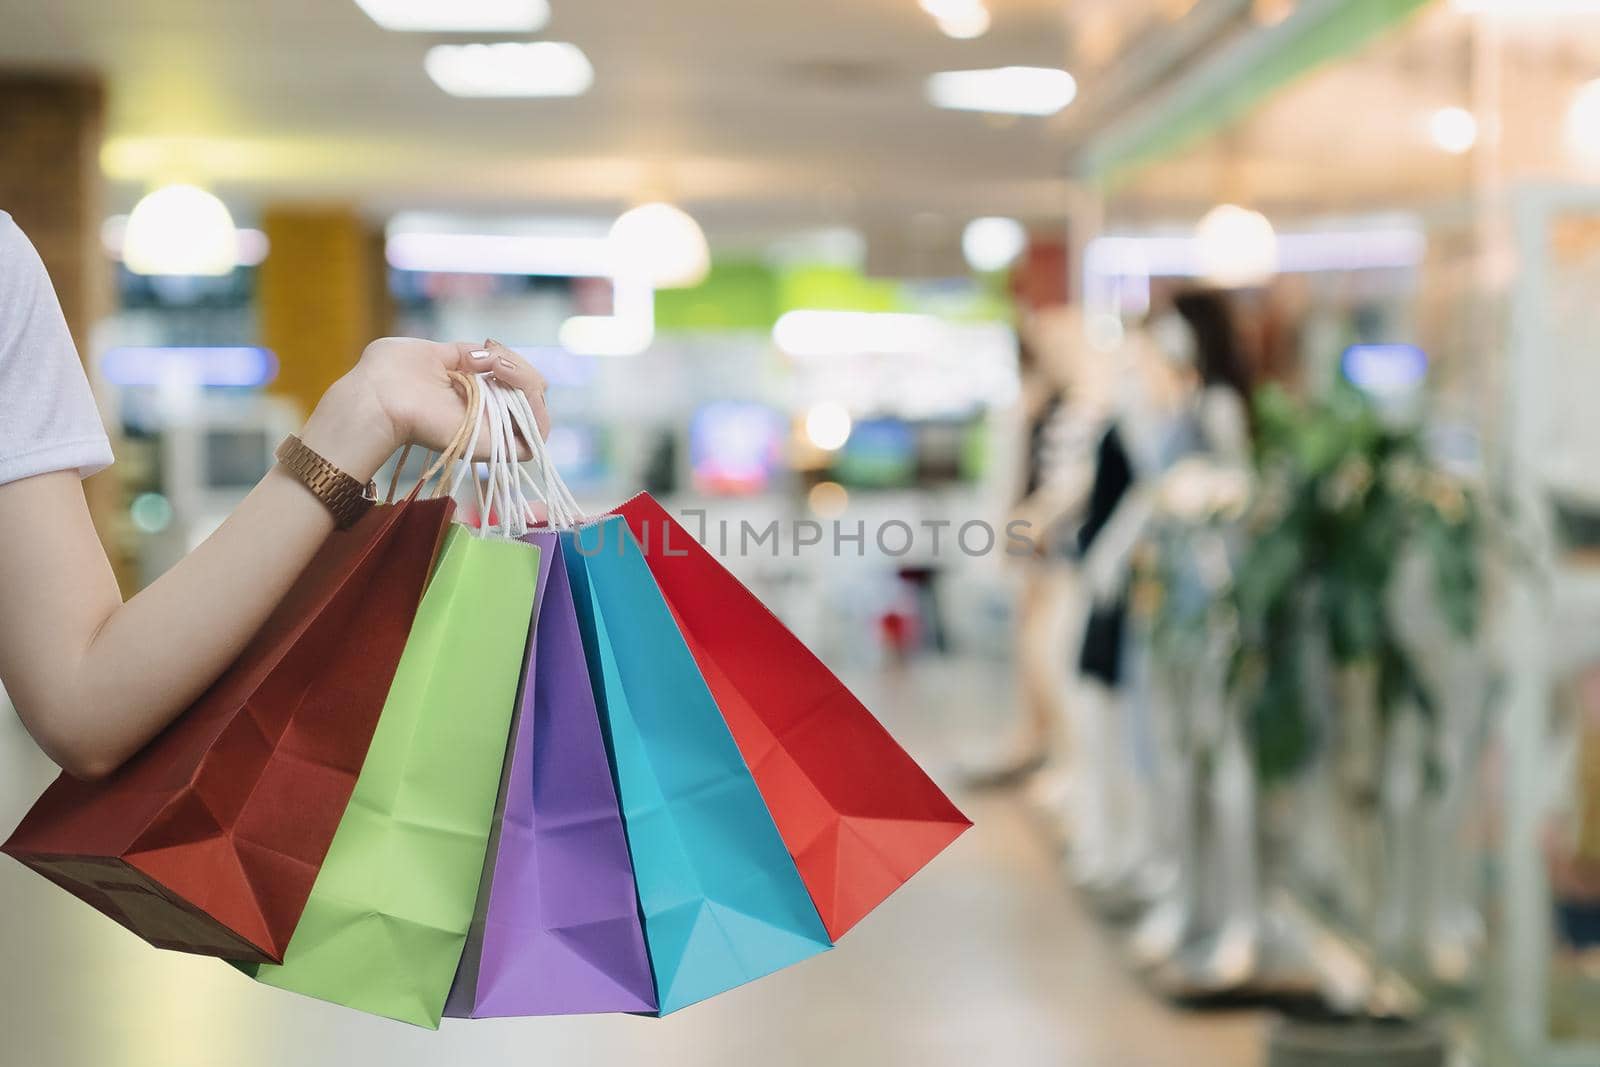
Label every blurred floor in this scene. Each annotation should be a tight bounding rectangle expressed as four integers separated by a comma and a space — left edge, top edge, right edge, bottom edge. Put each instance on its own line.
0, 658, 1261, 1067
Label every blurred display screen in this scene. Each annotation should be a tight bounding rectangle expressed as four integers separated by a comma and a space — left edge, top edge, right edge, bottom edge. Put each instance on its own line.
689, 402, 785, 496
829, 417, 985, 489
203, 428, 272, 489
832, 418, 918, 489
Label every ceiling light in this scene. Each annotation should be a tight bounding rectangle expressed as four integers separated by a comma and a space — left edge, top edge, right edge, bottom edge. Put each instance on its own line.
937, 8, 991, 38
927, 67, 1078, 116
1566, 79, 1600, 164
919, 0, 992, 39
804, 403, 854, 452
560, 272, 655, 356
1429, 107, 1478, 154
774, 310, 943, 358
122, 184, 238, 277
103, 215, 267, 268
354, 0, 550, 32
962, 217, 1028, 273
1195, 205, 1278, 289
424, 42, 594, 98
100, 346, 278, 388
386, 232, 614, 276
609, 202, 711, 289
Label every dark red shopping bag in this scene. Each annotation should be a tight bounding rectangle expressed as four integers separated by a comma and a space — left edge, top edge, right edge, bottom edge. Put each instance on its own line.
3, 494, 454, 963
616, 494, 971, 940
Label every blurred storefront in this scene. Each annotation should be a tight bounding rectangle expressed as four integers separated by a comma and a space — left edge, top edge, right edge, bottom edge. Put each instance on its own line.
4, 2, 1600, 1066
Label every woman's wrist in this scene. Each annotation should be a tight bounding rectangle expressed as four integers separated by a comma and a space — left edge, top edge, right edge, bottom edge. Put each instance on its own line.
296, 371, 399, 483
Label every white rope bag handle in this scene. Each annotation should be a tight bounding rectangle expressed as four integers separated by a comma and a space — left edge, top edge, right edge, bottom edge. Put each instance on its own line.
448, 373, 585, 537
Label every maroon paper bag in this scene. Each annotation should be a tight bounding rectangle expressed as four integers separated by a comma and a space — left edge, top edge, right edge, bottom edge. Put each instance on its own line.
2, 495, 454, 963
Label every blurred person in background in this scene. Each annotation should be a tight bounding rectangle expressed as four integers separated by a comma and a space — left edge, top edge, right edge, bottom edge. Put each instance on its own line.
1067, 288, 1254, 891
0, 210, 550, 781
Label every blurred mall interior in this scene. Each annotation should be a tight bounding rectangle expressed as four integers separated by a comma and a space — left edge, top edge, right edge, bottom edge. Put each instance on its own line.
4, 1, 1600, 1065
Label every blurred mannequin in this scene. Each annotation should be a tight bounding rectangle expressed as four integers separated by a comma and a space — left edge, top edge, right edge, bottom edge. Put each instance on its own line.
967, 304, 1107, 790
1066, 312, 1190, 895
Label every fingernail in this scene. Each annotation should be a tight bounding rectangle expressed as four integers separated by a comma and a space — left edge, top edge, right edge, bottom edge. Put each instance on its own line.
469, 349, 491, 362
498, 357, 518, 372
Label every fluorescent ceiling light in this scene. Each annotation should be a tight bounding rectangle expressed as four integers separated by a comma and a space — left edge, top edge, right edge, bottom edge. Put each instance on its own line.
386, 231, 614, 276
425, 42, 594, 98
773, 311, 943, 358
559, 272, 655, 356
100, 347, 278, 388
354, 0, 550, 32
926, 67, 1077, 116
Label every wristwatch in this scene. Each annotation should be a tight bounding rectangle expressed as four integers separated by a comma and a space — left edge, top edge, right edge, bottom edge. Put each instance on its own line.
274, 434, 378, 530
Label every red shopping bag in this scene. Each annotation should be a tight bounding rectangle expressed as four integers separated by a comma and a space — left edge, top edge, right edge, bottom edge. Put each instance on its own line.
616, 494, 970, 939
2, 493, 454, 963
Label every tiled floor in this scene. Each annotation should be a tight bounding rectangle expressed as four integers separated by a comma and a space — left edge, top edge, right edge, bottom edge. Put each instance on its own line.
0, 660, 1262, 1067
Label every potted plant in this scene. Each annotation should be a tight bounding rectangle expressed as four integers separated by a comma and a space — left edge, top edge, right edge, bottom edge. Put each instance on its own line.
1228, 384, 1485, 1065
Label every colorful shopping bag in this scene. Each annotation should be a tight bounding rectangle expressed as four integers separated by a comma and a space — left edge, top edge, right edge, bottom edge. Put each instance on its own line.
445, 532, 656, 1018
563, 518, 832, 1015
240, 525, 541, 1027
616, 494, 971, 939
2, 494, 453, 963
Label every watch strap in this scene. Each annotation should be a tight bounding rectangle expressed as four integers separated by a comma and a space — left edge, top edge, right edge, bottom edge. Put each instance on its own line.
275, 434, 377, 530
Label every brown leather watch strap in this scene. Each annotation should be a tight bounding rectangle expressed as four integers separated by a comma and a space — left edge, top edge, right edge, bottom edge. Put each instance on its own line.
275, 434, 378, 529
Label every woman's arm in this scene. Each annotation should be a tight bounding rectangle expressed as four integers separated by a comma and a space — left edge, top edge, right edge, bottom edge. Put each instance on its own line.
0, 337, 546, 780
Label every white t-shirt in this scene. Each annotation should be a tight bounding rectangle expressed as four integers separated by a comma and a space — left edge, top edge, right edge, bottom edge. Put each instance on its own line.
0, 211, 113, 486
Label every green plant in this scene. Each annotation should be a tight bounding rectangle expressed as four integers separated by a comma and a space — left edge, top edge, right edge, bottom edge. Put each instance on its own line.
1230, 384, 1482, 784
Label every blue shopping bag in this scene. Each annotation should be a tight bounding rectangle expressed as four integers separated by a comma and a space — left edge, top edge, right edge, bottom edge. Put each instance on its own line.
562, 517, 832, 1014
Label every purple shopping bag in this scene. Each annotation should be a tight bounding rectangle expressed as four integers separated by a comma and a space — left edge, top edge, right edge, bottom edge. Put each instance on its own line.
445, 532, 657, 1018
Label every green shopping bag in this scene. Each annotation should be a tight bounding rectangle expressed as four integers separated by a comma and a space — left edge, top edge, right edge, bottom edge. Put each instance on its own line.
239, 523, 541, 1027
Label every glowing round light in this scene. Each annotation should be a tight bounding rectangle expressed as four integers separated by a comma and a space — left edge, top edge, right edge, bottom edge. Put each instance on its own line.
1566, 79, 1600, 164
804, 402, 853, 452
808, 480, 850, 518
1429, 107, 1478, 154
122, 184, 238, 277
609, 202, 711, 289
935, 5, 991, 39
1195, 204, 1278, 289
962, 216, 1028, 273
129, 492, 174, 534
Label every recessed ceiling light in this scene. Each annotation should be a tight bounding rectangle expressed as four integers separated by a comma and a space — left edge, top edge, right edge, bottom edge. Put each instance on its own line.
354, 0, 550, 32
926, 67, 1077, 116
424, 42, 594, 98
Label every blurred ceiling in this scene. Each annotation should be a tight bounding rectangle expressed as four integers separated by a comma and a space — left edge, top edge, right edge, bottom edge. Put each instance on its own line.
1112, 4, 1600, 219
0, 0, 1181, 237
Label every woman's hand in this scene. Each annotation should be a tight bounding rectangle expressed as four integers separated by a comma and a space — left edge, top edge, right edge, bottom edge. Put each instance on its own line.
298, 337, 550, 482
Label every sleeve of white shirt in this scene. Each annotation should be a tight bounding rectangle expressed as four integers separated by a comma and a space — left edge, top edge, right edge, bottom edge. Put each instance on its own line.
0, 211, 114, 487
